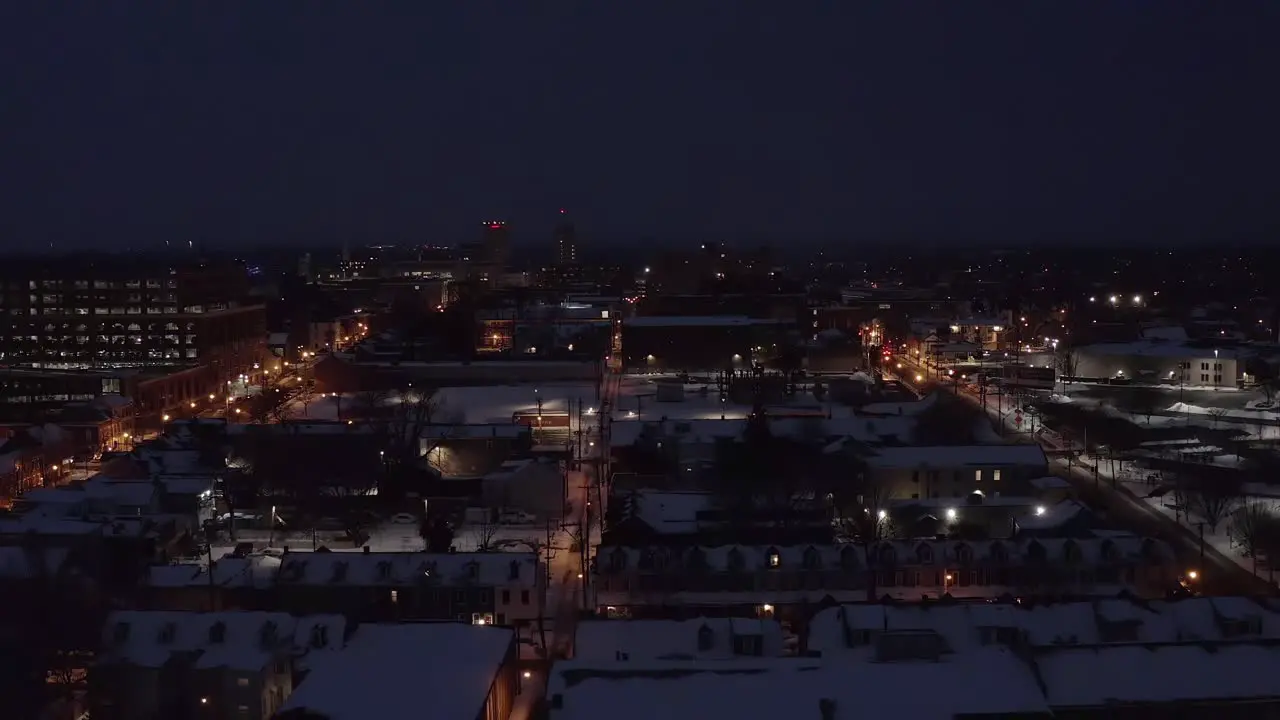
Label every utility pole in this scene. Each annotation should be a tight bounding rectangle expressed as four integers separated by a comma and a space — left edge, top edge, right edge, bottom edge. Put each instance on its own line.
206, 541, 217, 611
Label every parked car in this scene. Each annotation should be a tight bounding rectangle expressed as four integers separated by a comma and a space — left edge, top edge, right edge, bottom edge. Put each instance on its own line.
499, 509, 536, 525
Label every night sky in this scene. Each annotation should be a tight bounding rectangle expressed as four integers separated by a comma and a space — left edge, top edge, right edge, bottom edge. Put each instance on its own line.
2, 3, 1276, 250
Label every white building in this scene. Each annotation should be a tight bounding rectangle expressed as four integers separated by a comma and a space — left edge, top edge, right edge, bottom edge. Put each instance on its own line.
1073, 341, 1247, 387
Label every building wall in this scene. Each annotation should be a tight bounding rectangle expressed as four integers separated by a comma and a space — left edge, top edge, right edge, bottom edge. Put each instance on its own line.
622, 324, 755, 371
482, 461, 565, 520
870, 463, 1042, 501
479, 637, 518, 720
1075, 348, 1240, 385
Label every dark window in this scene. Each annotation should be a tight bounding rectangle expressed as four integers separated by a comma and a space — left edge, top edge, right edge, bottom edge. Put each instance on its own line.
502, 590, 511, 604
521, 590, 530, 605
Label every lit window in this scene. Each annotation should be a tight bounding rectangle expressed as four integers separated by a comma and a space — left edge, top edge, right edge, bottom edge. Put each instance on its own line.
993, 470, 1002, 482
973, 470, 982, 482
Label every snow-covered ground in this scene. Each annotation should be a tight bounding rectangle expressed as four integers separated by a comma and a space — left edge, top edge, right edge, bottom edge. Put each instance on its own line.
1047, 394, 1280, 441
992, 396, 1280, 583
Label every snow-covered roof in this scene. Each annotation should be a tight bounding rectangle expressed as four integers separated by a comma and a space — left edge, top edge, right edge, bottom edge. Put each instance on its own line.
597, 537, 1171, 574
275, 550, 539, 588
147, 553, 284, 590
865, 444, 1047, 469
0, 515, 104, 536
548, 650, 1050, 720
1037, 644, 1280, 708
98, 611, 346, 671
807, 597, 1280, 658
628, 490, 714, 534
574, 618, 786, 661
609, 415, 915, 449
281, 623, 514, 720
1015, 500, 1088, 530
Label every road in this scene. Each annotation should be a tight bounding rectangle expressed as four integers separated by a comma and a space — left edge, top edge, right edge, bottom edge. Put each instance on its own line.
891, 350, 1272, 594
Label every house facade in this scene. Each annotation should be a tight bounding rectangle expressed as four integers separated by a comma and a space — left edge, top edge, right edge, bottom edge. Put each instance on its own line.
593, 538, 1177, 622
865, 445, 1049, 500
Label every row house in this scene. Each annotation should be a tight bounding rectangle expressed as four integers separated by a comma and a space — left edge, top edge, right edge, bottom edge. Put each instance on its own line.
593, 537, 1177, 623
90, 611, 346, 720
145, 550, 544, 634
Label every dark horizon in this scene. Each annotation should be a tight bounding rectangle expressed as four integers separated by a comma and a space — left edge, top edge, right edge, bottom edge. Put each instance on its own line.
2, 3, 1277, 250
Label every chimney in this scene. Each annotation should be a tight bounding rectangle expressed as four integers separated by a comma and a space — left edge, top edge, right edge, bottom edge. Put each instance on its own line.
818, 698, 837, 720
362, 545, 371, 554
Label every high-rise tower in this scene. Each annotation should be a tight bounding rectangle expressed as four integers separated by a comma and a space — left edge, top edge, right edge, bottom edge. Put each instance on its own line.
553, 209, 578, 265
480, 220, 510, 267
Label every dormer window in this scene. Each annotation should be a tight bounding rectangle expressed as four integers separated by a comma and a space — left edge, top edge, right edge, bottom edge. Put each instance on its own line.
990, 542, 1008, 564
208, 621, 226, 644
508, 560, 521, 581
1100, 540, 1120, 563
609, 548, 628, 572
466, 561, 480, 580
916, 544, 934, 565
1063, 540, 1082, 564
686, 547, 708, 571
878, 544, 897, 566
840, 546, 860, 571
376, 561, 393, 581
697, 624, 714, 651
639, 549, 657, 571
766, 547, 781, 569
727, 547, 746, 573
157, 623, 176, 644
1026, 540, 1047, 563
955, 543, 973, 564
802, 546, 821, 570
310, 625, 329, 649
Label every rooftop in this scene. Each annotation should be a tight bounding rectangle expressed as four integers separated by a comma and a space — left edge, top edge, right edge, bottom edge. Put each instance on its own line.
98, 611, 346, 671
549, 651, 1050, 720
865, 444, 1048, 469
275, 550, 539, 587
281, 623, 513, 720
574, 618, 787, 661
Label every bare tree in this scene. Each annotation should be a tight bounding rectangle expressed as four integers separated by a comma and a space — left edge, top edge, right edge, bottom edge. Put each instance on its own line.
348, 389, 392, 421
1055, 349, 1080, 393
1227, 501, 1280, 575
1183, 477, 1241, 533
1208, 407, 1229, 429
474, 516, 501, 551
246, 374, 293, 424
376, 389, 463, 466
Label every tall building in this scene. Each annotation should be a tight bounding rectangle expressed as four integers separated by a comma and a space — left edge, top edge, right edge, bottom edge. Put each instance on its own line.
481, 221, 510, 267
0, 253, 265, 382
554, 209, 578, 265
